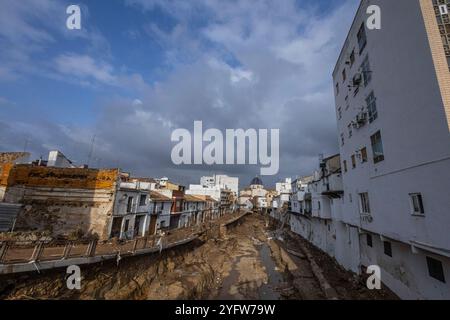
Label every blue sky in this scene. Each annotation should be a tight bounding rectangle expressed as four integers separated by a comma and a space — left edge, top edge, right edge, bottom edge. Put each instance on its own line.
0, 0, 359, 186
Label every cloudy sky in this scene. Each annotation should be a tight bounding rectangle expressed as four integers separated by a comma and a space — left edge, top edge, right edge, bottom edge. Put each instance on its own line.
0, 0, 359, 187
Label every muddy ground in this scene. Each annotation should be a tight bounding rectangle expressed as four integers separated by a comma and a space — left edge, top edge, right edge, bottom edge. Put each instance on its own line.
0, 213, 397, 300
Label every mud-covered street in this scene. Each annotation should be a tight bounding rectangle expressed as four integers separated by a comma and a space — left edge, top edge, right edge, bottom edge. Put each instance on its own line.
0, 213, 396, 300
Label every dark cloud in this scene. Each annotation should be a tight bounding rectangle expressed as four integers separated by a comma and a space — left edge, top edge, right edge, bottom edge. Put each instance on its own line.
0, 0, 359, 188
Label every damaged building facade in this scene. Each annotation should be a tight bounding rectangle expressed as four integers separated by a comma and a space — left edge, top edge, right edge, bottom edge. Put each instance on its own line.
0, 158, 120, 240
0, 151, 236, 241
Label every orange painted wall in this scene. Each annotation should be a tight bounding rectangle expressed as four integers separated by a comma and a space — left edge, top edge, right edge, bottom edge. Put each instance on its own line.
0, 163, 14, 187
1, 164, 119, 189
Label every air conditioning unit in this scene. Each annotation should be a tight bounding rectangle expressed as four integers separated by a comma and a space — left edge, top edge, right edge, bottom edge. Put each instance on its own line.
353, 111, 367, 128
356, 111, 367, 123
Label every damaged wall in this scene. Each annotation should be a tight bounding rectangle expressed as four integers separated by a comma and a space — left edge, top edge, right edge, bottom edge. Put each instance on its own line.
1, 165, 119, 240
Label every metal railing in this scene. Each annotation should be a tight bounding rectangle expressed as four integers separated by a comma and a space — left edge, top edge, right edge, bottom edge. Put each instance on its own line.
0, 209, 243, 266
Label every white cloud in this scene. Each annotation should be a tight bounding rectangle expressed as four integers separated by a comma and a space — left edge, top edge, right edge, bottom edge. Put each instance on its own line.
54, 54, 117, 85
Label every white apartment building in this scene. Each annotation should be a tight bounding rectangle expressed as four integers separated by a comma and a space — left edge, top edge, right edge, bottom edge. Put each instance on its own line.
186, 184, 222, 201
288, 156, 350, 268
110, 180, 153, 239
187, 180, 235, 213
332, 0, 450, 299
276, 178, 292, 194
272, 178, 292, 210
200, 174, 239, 195
290, 176, 312, 214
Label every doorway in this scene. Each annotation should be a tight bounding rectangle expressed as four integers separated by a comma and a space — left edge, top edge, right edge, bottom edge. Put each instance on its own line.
149, 215, 157, 235
134, 215, 143, 238
110, 217, 123, 238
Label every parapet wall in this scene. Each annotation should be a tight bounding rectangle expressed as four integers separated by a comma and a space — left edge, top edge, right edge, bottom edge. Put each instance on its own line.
1, 165, 118, 189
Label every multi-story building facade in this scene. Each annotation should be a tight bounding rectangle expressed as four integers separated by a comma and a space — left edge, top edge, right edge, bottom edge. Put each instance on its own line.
200, 174, 239, 195
289, 177, 311, 215
271, 178, 293, 218
149, 191, 172, 232
187, 175, 237, 213
288, 156, 349, 267
333, 0, 450, 299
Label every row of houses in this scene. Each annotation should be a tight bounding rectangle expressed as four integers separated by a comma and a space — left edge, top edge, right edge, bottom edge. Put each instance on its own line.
271, 0, 450, 300
0, 151, 238, 241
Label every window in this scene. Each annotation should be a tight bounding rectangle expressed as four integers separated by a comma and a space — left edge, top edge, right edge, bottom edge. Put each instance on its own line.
366, 234, 373, 247
371, 131, 385, 163
139, 194, 147, 206
353, 74, 360, 97
410, 193, 425, 215
359, 192, 370, 214
338, 107, 342, 120
343, 160, 348, 173
357, 23, 367, 54
336, 83, 340, 95
384, 241, 392, 257
124, 219, 130, 231
351, 154, 356, 169
370, 131, 384, 163
341, 133, 345, 146
342, 68, 347, 82
366, 91, 378, 123
360, 147, 368, 163
426, 257, 446, 283
349, 193, 352, 203
349, 49, 355, 67
318, 201, 321, 211
127, 196, 133, 213
361, 56, 372, 86
348, 124, 353, 138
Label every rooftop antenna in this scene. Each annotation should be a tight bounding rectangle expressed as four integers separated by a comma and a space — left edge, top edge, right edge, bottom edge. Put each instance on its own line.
23, 137, 30, 153
87, 134, 96, 168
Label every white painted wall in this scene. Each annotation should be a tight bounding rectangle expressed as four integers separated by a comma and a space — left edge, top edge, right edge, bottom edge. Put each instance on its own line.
332, 0, 450, 299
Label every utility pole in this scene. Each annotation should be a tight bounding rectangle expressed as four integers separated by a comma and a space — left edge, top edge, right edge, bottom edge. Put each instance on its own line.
23, 137, 30, 153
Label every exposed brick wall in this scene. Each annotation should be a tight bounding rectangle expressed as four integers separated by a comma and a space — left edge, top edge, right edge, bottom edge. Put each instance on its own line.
420, 0, 450, 131
0, 152, 29, 164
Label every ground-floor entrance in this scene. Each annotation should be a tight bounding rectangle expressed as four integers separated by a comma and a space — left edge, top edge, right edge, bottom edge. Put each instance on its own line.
110, 216, 123, 238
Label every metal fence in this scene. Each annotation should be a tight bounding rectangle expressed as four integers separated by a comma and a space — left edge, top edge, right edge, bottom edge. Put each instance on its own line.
0, 210, 245, 266
0, 203, 22, 232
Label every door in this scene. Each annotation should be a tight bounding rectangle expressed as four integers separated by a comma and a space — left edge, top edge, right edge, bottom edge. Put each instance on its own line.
110, 217, 123, 238
149, 215, 157, 235
134, 216, 142, 238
